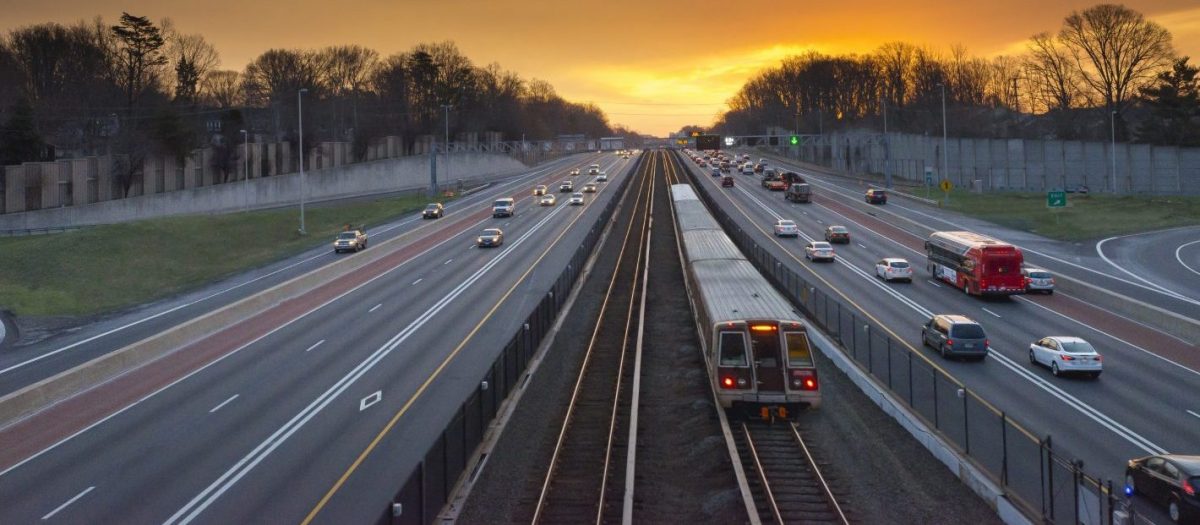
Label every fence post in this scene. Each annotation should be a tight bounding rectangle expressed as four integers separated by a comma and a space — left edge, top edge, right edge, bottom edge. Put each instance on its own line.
933, 373, 940, 429
907, 351, 914, 406
1047, 435, 1055, 521
963, 389, 970, 455
1001, 412, 1008, 487
887, 338, 893, 388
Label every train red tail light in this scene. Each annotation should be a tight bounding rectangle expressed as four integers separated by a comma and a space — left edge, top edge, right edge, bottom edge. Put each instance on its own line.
721, 376, 735, 389
791, 370, 819, 391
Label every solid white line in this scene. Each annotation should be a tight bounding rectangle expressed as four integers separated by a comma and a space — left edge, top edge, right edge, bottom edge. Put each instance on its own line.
1176, 240, 1200, 278
721, 168, 1170, 457
304, 340, 325, 353
0, 155, 589, 378
41, 486, 94, 520
778, 157, 1200, 309
1096, 236, 1192, 301
0, 194, 504, 480
1188, 410, 1200, 420
359, 391, 381, 411
209, 395, 239, 414
411, 279, 422, 286
368, 304, 381, 313
981, 307, 1001, 318
1014, 296, 1200, 378
165, 190, 579, 525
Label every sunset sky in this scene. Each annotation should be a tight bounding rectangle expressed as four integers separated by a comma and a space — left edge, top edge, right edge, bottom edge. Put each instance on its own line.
4, 0, 1199, 135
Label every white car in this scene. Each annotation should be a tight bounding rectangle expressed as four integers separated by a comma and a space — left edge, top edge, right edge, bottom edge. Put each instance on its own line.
741, 164, 755, 175
1029, 336, 1102, 378
569, 192, 584, 205
596, 171, 608, 182
539, 194, 556, 206
559, 180, 574, 192
875, 258, 914, 282
804, 241, 835, 262
773, 219, 799, 237
583, 183, 598, 193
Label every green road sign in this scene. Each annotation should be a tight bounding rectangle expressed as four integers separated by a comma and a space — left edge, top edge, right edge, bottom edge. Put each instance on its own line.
1047, 191, 1066, 208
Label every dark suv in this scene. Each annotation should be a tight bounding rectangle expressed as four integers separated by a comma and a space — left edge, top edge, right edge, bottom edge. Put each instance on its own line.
422, 202, 444, 219
865, 188, 888, 204
1126, 455, 1200, 524
922, 314, 988, 360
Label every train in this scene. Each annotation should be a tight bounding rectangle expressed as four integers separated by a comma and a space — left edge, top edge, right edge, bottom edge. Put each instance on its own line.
670, 183, 821, 419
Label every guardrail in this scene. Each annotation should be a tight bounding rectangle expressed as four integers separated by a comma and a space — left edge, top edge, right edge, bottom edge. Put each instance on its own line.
0, 226, 82, 237
378, 156, 640, 524
682, 158, 1136, 525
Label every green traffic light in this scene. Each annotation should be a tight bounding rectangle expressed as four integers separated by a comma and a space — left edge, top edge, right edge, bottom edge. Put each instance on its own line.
789, 135, 799, 145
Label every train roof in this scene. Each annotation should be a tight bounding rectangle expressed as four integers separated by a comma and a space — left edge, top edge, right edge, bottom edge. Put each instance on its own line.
670, 184, 699, 202
691, 259, 803, 323
674, 199, 722, 232
681, 230, 743, 262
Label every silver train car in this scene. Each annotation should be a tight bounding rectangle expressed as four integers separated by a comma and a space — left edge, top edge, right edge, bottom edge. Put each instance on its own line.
671, 184, 821, 418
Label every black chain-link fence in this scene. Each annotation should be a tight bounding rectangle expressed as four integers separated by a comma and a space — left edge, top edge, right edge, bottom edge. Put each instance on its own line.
380, 156, 640, 524
682, 160, 1128, 525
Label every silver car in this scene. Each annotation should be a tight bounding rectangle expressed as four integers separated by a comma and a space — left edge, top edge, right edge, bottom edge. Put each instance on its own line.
1022, 268, 1055, 294
804, 241, 835, 262
1029, 336, 1102, 378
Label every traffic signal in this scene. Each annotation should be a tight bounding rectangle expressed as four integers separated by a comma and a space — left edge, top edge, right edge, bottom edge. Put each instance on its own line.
789, 135, 799, 146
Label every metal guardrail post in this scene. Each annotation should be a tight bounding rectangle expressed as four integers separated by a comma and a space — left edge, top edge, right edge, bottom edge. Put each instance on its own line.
933, 374, 940, 429
963, 389, 970, 455
887, 339, 893, 388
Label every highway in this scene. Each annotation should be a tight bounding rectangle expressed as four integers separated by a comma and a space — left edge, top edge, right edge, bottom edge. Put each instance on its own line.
0, 153, 636, 523
0, 153, 596, 396
683, 150, 1199, 503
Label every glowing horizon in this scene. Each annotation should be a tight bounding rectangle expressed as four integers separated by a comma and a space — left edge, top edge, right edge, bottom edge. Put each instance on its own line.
2, 0, 1198, 136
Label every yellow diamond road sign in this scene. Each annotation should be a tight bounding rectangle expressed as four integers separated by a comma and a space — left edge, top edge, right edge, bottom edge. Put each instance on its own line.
939, 179, 953, 192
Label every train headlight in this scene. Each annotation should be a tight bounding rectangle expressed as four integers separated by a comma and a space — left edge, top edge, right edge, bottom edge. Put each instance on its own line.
737, 378, 747, 387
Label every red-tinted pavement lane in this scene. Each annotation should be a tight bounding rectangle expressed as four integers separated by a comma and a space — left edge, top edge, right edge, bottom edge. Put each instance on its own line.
814, 194, 1199, 371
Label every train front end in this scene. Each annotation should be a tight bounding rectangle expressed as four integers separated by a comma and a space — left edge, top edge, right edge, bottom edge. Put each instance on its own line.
713, 319, 821, 419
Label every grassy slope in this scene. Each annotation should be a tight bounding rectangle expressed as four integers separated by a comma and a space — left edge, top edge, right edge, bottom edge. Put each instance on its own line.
0, 194, 433, 317
923, 189, 1200, 241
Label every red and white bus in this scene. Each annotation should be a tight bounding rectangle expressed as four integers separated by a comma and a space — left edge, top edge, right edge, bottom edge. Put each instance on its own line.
925, 231, 1025, 296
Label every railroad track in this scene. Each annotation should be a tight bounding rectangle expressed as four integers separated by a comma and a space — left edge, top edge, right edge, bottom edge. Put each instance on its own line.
731, 420, 850, 524
527, 151, 660, 524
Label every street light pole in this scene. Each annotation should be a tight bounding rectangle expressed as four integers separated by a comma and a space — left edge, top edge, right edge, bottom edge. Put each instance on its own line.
298, 88, 308, 235
940, 82, 949, 205
1110, 110, 1117, 193
240, 129, 249, 211
882, 98, 891, 188
440, 104, 452, 195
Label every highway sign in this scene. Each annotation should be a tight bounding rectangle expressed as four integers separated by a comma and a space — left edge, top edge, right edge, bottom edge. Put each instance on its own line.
1047, 191, 1066, 208
696, 135, 721, 150
789, 135, 799, 145
939, 179, 953, 192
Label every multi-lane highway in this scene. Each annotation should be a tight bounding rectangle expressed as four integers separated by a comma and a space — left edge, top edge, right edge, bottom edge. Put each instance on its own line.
0, 153, 636, 523
683, 150, 1199, 500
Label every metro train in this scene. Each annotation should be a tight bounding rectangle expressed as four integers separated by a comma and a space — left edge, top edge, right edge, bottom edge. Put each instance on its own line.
670, 183, 821, 419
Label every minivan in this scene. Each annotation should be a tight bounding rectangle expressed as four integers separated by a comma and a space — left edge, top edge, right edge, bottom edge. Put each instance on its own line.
922, 314, 989, 360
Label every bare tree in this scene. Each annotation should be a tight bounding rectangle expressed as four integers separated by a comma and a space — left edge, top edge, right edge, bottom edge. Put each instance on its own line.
164, 32, 219, 105
1059, 4, 1174, 118
200, 69, 242, 108
1025, 32, 1087, 114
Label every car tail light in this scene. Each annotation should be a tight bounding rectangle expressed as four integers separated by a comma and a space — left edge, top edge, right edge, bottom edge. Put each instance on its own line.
1095, 355, 1103, 362
1184, 480, 1196, 496
984, 339, 989, 348
1049, 278, 1056, 284
946, 339, 954, 346
1062, 355, 1074, 361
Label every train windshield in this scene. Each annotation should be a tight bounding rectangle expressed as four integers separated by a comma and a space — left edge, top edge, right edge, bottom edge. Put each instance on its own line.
784, 331, 814, 367
718, 331, 749, 366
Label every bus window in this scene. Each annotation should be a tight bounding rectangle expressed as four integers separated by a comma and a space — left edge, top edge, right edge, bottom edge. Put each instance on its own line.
784, 331, 814, 367
719, 331, 749, 366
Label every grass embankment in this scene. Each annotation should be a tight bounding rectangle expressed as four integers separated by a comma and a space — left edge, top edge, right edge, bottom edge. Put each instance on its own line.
918, 189, 1200, 241
0, 194, 436, 317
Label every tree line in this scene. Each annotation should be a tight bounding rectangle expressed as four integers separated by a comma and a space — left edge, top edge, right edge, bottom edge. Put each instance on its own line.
708, 3, 1199, 147
0, 13, 628, 195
